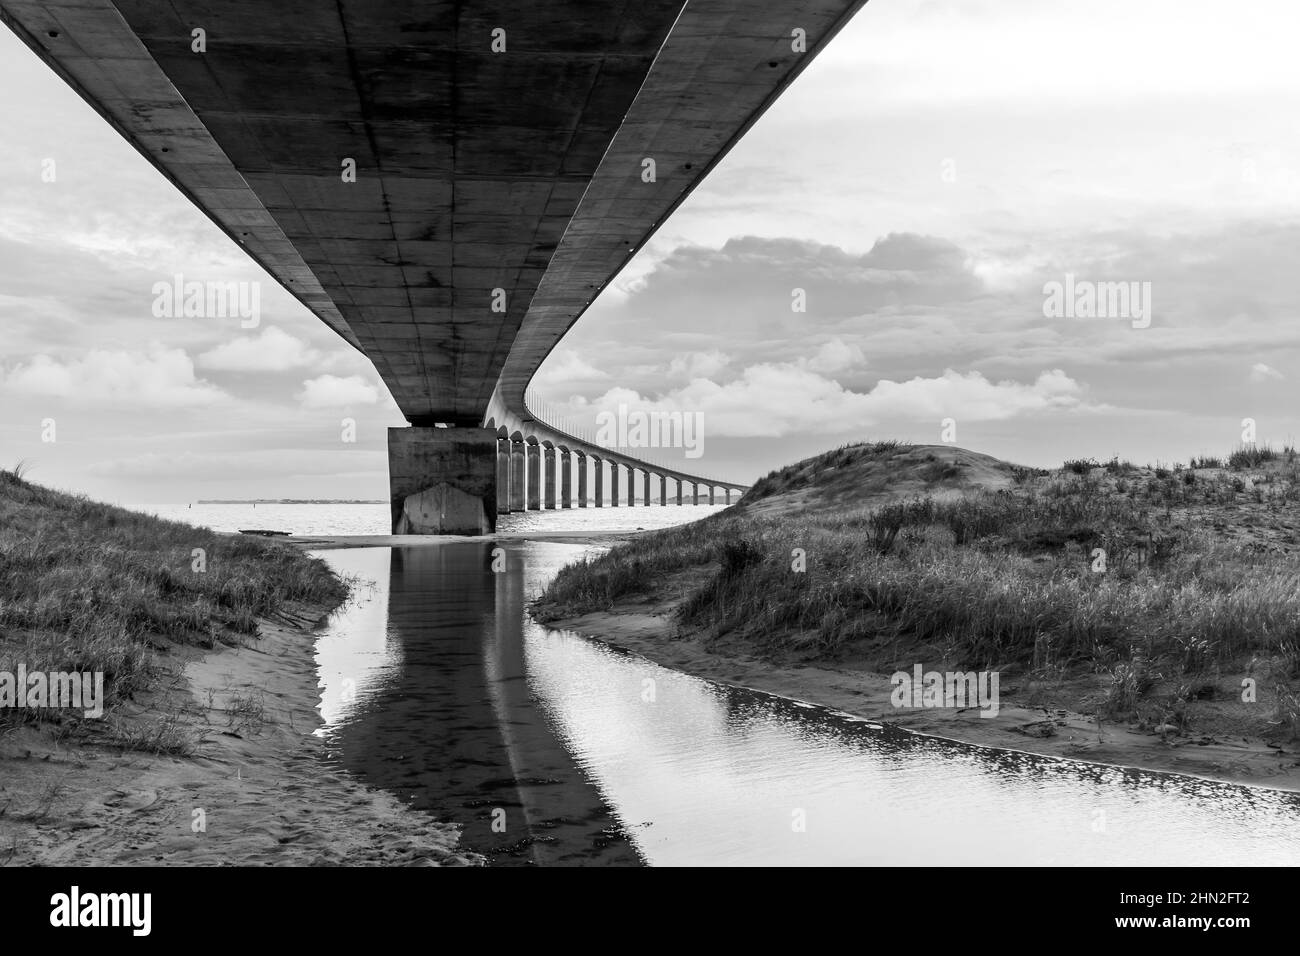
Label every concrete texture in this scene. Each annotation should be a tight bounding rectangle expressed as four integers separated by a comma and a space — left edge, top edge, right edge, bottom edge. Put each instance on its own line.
543, 446, 557, 509
495, 440, 510, 513
525, 443, 540, 511
388, 427, 496, 534
560, 449, 572, 508
509, 441, 525, 512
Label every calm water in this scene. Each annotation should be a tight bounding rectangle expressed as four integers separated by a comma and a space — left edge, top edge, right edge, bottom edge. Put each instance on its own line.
311, 542, 1300, 866
139, 501, 728, 537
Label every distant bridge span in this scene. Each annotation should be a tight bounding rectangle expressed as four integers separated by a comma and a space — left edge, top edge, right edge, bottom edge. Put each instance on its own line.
1, 0, 867, 532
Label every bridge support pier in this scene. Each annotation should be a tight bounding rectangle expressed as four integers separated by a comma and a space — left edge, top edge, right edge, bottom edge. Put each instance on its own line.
560, 449, 572, 508
496, 439, 511, 513
643, 470, 651, 506
692, 482, 700, 506
659, 474, 667, 505
526, 442, 541, 510
675, 479, 683, 506
593, 458, 603, 507
577, 453, 588, 507
610, 463, 620, 507
544, 445, 557, 509
388, 427, 497, 535
509, 441, 526, 512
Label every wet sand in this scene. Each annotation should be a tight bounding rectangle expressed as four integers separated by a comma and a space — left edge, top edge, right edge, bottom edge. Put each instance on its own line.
0, 603, 479, 866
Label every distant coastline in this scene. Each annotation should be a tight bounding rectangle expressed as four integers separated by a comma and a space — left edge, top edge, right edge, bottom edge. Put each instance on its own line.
195, 499, 386, 504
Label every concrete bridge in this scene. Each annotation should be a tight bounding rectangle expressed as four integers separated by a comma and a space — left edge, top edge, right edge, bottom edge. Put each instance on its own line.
476, 398, 748, 526
2, 0, 867, 533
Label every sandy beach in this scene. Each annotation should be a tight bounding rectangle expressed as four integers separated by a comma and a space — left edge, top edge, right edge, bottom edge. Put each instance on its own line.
1, 600, 480, 866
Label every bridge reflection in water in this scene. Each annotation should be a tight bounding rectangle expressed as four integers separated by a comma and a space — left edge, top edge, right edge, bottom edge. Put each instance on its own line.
316, 542, 639, 865
314, 543, 1300, 867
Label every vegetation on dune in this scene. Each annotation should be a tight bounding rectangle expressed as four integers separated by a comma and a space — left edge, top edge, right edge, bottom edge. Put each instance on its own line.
537, 441, 1300, 735
0, 466, 346, 734
740, 440, 909, 505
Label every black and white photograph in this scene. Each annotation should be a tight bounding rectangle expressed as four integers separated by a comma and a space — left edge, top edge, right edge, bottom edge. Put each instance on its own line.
0, 0, 1292, 924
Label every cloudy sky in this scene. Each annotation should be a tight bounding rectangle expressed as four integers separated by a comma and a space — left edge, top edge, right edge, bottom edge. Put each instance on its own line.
2, 0, 1298, 503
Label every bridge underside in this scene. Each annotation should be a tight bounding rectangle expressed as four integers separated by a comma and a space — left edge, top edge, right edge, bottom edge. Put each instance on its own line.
1, 0, 867, 533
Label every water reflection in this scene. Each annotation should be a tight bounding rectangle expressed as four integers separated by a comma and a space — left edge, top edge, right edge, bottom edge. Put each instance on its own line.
314, 542, 1300, 866
315, 544, 638, 865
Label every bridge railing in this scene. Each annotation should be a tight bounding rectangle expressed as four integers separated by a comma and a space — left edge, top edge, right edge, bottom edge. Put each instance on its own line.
521, 387, 744, 489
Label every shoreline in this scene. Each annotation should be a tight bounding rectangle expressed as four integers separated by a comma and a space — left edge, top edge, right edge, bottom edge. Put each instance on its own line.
1, 599, 481, 866
283, 530, 643, 550
537, 594, 1300, 794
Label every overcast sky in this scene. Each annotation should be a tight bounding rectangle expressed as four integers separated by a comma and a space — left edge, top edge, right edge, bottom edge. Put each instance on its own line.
2, 0, 1298, 503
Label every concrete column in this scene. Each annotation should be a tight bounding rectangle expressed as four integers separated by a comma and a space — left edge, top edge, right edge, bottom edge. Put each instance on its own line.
610, 462, 620, 507
509, 441, 526, 512
692, 482, 700, 505
526, 442, 541, 510
560, 449, 572, 508
659, 474, 667, 506
675, 478, 683, 506
544, 445, 557, 509
725, 488, 732, 505
388, 427, 497, 535
577, 453, 588, 507
643, 470, 652, 506
496, 438, 510, 513
626, 466, 635, 507
709, 485, 716, 505
593, 457, 603, 507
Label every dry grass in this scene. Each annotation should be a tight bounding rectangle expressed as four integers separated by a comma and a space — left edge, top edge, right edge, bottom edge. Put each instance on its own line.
0, 468, 346, 728
538, 442, 1300, 732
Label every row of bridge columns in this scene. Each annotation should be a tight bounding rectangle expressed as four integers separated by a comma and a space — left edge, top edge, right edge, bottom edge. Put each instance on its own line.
493, 438, 735, 512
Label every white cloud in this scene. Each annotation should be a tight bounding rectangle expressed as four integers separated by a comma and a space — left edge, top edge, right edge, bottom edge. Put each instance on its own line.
583, 365, 1097, 439
197, 327, 320, 372
803, 338, 865, 375
0, 343, 226, 407
1249, 362, 1285, 382
814, 0, 1300, 111
296, 374, 380, 408
533, 349, 612, 388
668, 350, 730, 380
